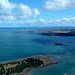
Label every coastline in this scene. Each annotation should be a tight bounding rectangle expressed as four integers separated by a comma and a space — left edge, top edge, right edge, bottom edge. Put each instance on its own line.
18, 63, 58, 75
15, 29, 75, 36
0, 55, 55, 64
0, 55, 59, 75
0, 55, 47, 64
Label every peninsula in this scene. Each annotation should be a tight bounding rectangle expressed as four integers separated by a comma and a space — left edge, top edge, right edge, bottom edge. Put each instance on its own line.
0, 55, 58, 75
16, 29, 75, 36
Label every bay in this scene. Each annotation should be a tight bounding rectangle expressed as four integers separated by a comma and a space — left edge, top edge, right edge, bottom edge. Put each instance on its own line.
0, 27, 75, 75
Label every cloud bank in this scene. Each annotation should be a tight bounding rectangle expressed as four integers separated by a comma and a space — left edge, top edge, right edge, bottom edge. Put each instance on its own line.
0, 0, 75, 27
0, 0, 40, 22
4, 17, 74, 26
45, 0, 75, 10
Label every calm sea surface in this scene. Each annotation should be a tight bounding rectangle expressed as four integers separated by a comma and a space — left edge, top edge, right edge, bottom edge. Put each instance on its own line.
0, 27, 75, 75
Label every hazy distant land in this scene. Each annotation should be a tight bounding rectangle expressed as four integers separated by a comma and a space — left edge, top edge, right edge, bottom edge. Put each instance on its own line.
16, 29, 75, 36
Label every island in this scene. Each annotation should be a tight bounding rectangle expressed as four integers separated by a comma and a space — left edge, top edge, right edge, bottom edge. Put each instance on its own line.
35, 30, 75, 36
54, 43, 67, 46
15, 29, 75, 36
0, 55, 58, 75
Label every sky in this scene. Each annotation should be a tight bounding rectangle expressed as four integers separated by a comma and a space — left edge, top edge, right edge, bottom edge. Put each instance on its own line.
0, 0, 75, 27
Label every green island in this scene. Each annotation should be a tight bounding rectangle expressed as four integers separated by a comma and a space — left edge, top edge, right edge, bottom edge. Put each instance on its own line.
0, 55, 58, 75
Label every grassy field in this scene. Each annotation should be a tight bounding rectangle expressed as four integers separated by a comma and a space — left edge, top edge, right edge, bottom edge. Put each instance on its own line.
4, 64, 18, 70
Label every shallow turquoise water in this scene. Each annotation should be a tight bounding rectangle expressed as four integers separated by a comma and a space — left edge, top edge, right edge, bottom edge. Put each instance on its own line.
0, 28, 75, 75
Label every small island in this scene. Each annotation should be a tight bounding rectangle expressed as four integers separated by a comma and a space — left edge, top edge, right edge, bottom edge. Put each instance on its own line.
54, 43, 67, 46
0, 55, 58, 75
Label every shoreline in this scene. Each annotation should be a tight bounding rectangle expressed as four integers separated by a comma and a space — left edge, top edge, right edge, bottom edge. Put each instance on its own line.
0, 55, 46, 64
0, 55, 54, 65
0, 55, 59, 75
18, 55, 59, 75
18, 62, 58, 75
19, 61, 58, 75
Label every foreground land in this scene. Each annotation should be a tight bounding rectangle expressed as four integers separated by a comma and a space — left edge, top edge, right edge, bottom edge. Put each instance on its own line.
0, 55, 58, 75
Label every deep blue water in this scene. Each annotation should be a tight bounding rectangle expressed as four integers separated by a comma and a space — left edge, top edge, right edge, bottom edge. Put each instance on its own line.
0, 27, 75, 75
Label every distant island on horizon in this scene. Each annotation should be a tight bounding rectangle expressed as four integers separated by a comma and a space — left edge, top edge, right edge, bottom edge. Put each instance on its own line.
16, 29, 75, 36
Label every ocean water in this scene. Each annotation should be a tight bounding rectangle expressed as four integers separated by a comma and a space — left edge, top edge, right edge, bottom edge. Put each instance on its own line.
0, 27, 75, 75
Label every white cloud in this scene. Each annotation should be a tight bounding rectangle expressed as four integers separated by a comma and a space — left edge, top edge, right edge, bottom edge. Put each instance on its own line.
0, 16, 75, 26
12, 17, 75, 26
0, 0, 40, 23
32, 17, 75, 26
18, 4, 33, 19
0, 0, 75, 27
0, 0, 16, 15
18, 4, 40, 19
45, 0, 75, 10
33, 8, 40, 17
0, 15, 16, 21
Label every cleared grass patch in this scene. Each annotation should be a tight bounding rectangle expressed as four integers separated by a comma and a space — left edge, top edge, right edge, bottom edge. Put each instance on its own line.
4, 64, 18, 70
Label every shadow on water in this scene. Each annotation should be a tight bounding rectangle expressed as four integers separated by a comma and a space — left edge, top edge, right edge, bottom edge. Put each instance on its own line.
32, 38, 53, 45
32, 37, 67, 46
32, 37, 75, 55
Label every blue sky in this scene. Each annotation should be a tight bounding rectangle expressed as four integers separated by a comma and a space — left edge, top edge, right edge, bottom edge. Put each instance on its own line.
0, 0, 75, 27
